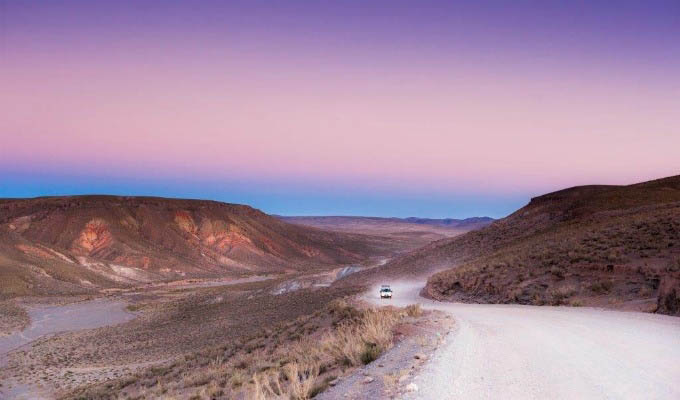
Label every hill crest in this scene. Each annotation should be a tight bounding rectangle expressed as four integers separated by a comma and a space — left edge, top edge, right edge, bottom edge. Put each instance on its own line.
0, 196, 392, 297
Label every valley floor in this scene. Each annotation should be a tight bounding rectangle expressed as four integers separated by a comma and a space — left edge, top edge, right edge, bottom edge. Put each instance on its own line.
0, 266, 376, 399
372, 282, 680, 400
0, 299, 136, 399
3, 270, 679, 399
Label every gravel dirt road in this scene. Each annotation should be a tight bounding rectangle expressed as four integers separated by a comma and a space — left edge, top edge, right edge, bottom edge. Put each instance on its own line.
367, 282, 680, 400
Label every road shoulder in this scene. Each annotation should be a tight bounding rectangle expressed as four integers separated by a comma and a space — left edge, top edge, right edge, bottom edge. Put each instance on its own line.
318, 308, 453, 400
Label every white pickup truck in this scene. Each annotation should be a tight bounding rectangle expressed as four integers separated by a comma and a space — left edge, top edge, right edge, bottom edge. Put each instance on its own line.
379, 285, 393, 299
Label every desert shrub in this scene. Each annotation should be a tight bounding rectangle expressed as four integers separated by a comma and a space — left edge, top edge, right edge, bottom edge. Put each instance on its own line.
327, 299, 349, 314
229, 371, 246, 388
328, 299, 362, 325
550, 267, 565, 279
361, 309, 399, 351
405, 303, 423, 317
360, 343, 381, 364
322, 307, 400, 368
182, 369, 214, 388
322, 324, 363, 366
63, 300, 417, 400
308, 380, 330, 398
125, 304, 143, 312
283, 362, 319, 400
638, 286, 654, 297
548, 284, 578, 305
253, 370, 284, 400
589, 280, 613, 294
252, 362, 319, 400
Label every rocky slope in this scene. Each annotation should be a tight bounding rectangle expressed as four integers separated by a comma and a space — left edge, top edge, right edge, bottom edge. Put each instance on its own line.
0, 196, 394, 298
356, 175, 680, 315
423, 175, 680, 315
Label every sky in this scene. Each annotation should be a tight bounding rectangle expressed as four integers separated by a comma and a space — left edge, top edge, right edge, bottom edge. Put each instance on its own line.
1, 0, 679, 218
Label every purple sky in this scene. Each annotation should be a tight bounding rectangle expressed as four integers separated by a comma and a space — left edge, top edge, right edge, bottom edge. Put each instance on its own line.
1, 1, 679, 217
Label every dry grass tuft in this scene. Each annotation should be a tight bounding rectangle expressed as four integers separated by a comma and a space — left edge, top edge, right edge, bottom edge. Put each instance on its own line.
322, 307, 401, 367
405, 303, 423, 317
62, 299, 418, 400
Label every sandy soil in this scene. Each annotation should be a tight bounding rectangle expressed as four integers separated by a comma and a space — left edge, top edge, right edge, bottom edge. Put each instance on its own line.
0, 301, 29, 337
368, 282, 680, 400
0, 299, 136, 399
0, 299, 135, 357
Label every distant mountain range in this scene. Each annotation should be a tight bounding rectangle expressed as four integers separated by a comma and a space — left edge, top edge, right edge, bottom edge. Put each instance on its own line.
400, 216, 494, 227
280, 215, 493, 228
278, 215, 494, 248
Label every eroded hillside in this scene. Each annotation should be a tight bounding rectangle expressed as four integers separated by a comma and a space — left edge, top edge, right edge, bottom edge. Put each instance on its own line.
421, 176, 680, 315
351, 176, 680, 315
0, 196, 396, 297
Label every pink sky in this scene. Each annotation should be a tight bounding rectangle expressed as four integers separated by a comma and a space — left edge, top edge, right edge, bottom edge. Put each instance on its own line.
1, 1, 679, 216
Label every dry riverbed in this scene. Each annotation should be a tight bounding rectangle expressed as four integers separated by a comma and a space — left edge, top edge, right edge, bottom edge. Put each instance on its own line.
0, 298, 137, 399
0, 300, 30, 337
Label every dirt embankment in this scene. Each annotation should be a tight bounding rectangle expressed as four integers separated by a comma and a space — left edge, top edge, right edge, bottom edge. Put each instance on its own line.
424, 202, 680, 314
317, 304, 451, 400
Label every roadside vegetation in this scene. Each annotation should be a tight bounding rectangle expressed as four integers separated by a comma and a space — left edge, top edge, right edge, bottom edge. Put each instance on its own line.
62, 300, 423, 399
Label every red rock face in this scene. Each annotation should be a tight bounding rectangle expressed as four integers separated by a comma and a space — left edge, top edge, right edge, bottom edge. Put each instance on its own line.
0, 196, 385, 291
72, 219, 113, 255
174, 211, 197, 234
214, 227, 255, 253
175, 211, 258, 255
8, 216, 32, 233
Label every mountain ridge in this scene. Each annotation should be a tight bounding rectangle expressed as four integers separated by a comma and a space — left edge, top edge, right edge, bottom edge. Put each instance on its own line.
343, 175, 680, 315
279, 215, 494, 249
0, 195, 395, 298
